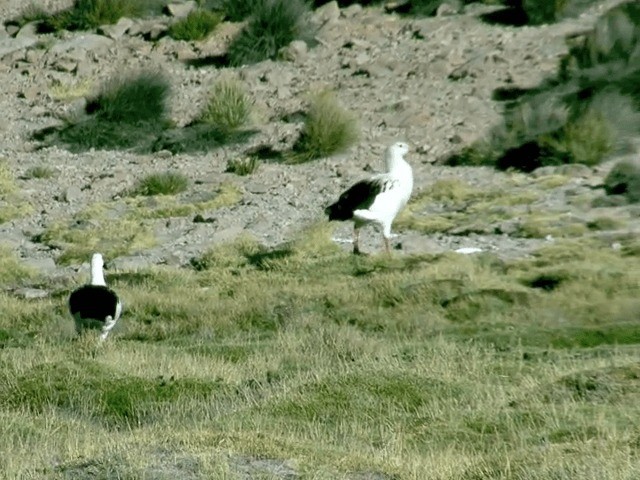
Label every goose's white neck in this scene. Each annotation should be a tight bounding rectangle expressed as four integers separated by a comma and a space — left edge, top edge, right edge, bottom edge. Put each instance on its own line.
385, 151, 412, 179
90, 259, 106, 286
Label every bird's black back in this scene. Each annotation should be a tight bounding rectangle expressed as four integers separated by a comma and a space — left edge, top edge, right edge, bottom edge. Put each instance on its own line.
325, 180, 382, 221
69, 285, 119, 322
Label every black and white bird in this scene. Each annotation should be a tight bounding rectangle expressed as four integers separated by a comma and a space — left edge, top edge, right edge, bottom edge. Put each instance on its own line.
325, 142, 413, 254
69, 253, 122, 341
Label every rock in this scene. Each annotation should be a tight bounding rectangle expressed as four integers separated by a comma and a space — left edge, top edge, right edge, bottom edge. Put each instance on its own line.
5, 24, 19, 36
19, 86, 41, 101
246, 181, 270, 194
0, 34, 37, 59
15, 22, 39, 41
437, 1, 462, 16
555, 163, 592, 177
22, 257, 57, 273
313, 1, 341, 25
52, 57, 78, 73
165, 1, 197, 17
342, 4, 363, 18
147, 24, 169, 41
63, 186, 83, 203
98, 17, 135, 40
110, 255, 157, 271
13, 288, 49, 299
279, 40, 308, 63
49, 34, 114, 55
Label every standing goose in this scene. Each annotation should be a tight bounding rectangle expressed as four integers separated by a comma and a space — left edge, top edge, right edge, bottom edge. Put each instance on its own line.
69, 253, 122, 341
325, 142, 413, 254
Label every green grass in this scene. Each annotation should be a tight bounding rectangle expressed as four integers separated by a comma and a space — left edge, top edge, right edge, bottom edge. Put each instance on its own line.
396, 177, 540, 236
0, 247, 35, 286
38, 203, 157, 265
16, 0, 168, 32
34, 183, 242, 263
219, 0, 264, 21
289, 90, 359, 163
0, 161, 33, 224
1, 229, 640, 478
130, 171, 190, 197
168, 9, 222, 41
226, 0, 313, 66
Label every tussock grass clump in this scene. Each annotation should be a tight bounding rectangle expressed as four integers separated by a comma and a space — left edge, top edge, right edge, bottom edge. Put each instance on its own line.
168, 9, 222, 41
226, 156, 260, 176
604, 161, 640, 203
197, 79, 252, 135
131, 172, 189, 197
220, 0, 264, 21
86, 70, 170, 124
289, 90, 359, 163
41, 70, 171, 153
50, 78, 93, 101
22, 166, 55, 180
226, 0, 313, 66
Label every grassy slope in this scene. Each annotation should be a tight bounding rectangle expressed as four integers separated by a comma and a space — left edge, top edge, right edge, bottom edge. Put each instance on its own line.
1, 226, 639, 479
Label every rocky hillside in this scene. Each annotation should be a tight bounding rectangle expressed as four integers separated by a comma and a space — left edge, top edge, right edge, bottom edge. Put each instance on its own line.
0, 0, 637, 283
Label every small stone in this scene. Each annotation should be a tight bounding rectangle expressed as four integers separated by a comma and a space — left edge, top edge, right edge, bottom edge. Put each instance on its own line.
147, 24, 169, 41
165, 1, 197, 17
22, 257, 57, 273
437, 1, 462, 16
246, 181, 269, 194
63, 186, 82, 202
19, 86, 40, 101
52, 57, 78, 73
342, 4, 363, 17
98, 17, 135, 40
15, 22, 39, 40
313, 1, 340, 25
279, 40, 308, 63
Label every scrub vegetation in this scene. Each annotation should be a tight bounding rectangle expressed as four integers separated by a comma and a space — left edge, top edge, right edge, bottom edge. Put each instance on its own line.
2, 225, 640, 478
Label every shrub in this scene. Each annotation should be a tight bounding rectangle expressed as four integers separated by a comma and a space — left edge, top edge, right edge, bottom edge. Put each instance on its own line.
539, 109, 613, 166
290, 90, 359, 163
86, 70, 171, 124
168, 9, 222, 41
520, 0, 569, 25
131, 171, 189, 196
220, 0, 265, 21
28, 0, 166, 32
226, 0, 313, 66
23, 166, 55, 179
197, 79, 252, 134
226, 156, 260, 176
604, 161, 640, 203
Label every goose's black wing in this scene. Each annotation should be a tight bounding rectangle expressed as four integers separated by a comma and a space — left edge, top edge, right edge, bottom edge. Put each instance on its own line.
69, 284, 119, 322
324, 179, 385, 221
